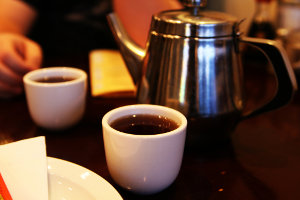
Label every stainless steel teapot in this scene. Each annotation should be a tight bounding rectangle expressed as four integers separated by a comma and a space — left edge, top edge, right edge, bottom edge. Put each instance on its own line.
107, 0, 297, 145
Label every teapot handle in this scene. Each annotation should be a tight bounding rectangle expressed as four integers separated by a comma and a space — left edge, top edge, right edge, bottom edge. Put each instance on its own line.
240, 37, 298, 119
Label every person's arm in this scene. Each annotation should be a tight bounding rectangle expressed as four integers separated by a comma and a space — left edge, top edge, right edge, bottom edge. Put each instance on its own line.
0, 0, 42, 98
0, 0, 37, 34
113, 0, 183, 48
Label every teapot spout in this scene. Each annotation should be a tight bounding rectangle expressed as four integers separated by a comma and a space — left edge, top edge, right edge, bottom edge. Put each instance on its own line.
107, 13, 145, 84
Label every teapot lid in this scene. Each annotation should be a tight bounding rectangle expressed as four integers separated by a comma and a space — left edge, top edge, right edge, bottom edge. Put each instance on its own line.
151, 0, 239, 38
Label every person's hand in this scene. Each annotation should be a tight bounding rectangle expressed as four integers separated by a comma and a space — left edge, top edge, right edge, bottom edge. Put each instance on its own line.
0, 33, 42, 98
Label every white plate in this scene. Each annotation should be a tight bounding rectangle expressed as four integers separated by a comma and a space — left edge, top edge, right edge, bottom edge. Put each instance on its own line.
47, 157, 123, 200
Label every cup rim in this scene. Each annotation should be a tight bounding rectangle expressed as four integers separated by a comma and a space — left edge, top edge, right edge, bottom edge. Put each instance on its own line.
23, 67, 87, 87
102, 104, 187, 138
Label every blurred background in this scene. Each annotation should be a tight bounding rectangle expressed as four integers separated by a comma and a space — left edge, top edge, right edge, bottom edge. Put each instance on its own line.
208, 0, 300, 73
207, 0, 275, 34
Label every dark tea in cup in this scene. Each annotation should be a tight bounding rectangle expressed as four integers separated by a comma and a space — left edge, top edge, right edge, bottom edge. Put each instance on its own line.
34, 76, 76, 83
110, 114, 179, 135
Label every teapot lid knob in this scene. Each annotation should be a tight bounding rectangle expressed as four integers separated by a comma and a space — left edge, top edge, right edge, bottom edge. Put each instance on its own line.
182, 0, 207, 8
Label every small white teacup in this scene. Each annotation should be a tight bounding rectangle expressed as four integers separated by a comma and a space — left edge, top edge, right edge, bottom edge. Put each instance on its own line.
23, 67, 87, 130
102, 104, 187, 195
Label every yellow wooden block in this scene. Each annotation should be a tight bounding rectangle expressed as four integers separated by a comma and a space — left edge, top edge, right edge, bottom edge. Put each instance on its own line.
89, 49, 136, 97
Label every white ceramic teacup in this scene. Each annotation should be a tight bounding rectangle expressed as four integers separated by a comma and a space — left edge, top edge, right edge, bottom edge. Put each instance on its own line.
23, 67, 87, 130
102, 104, 187, 195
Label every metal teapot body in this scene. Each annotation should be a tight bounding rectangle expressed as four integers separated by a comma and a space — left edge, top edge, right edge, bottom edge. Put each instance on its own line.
138, 29, 243, 119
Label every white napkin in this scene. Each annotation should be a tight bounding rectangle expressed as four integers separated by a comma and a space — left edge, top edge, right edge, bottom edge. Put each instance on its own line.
0, 136, 48, 200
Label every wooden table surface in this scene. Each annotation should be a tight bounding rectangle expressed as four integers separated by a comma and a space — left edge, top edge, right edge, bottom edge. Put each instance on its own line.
0, 59, 299, 200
